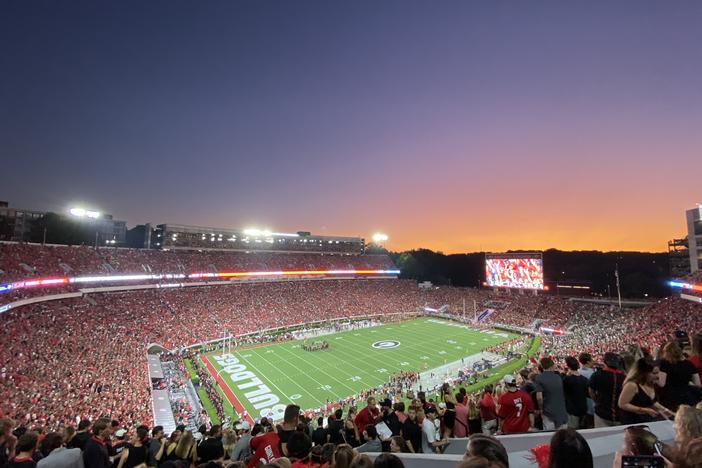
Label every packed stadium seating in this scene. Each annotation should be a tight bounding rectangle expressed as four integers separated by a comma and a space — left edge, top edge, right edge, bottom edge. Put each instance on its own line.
1, 244, 701, 468
0, 243, 395, 282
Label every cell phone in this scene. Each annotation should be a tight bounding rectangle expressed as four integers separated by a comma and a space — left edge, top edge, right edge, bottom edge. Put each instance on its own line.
621, 455, 665, 468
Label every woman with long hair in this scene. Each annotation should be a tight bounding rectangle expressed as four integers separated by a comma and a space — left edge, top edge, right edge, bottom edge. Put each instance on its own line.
440, 382, 458, 438
659, 341, 701, 411
155, 430, 181, 464
331, 444, 355, 468
655, 405, 702, 466
467, 394, 482, 435
172, 430, 197, 465
618, 358, 675, 424
343, 408, 360, 448
62, 426, 75, 446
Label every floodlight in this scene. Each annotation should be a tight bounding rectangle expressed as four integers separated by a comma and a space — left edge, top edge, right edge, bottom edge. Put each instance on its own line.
372, 233, 389, 242
243, 228, 262, 236
69, 207, 100, 219
69, 208, 86, 217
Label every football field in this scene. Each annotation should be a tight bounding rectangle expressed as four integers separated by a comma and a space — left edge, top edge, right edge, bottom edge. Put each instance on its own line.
199, 318, 519, 422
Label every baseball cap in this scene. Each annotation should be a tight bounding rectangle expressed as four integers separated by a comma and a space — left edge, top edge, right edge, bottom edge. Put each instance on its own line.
115, 429, 127, 438
503, 375, 517, 386
235, 421, 251, 431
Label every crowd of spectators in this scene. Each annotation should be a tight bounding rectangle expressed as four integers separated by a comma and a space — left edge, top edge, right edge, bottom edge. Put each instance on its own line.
2, 245, 702, 468
0, 243, 396, 284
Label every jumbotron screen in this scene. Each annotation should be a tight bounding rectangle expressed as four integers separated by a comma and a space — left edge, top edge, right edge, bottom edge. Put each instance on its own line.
485, 255, 544, 290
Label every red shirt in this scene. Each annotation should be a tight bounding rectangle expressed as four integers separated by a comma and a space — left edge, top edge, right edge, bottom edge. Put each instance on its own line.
689, 356, 702, 380
497, 389, 534, 433
248, 432, 281, 468
453, 402, 469, 438
355, 406, 380, 434
478, 393, 497, 421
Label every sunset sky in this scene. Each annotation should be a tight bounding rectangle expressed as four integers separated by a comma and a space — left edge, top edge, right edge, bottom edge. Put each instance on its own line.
1, 1, 700, 253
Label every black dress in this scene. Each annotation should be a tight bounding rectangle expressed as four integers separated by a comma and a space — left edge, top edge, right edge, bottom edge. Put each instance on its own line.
620, 384, 658, 425
443, 399, 456, 432
122, 444, 147, 468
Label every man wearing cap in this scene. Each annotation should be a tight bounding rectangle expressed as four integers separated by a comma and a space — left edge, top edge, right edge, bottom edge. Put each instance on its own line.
230, 422, 253, 462
420, 408, 449, 454
497, 375, 534, 434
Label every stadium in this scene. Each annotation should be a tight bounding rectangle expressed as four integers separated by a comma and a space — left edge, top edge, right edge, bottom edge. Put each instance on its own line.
1, 222, 701, 468
3, 2, 702, 468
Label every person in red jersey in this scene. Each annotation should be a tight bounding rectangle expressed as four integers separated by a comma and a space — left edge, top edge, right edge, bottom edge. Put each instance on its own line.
354, 397, 380, 441
478, 385, 498, 435
497, 375, 535, 434
247, 427, 281, 468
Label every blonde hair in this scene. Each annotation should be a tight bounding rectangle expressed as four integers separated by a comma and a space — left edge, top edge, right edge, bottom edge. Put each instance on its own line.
174, 430, 194, 459
675, 406, 702, 446
663, 341, 684, 363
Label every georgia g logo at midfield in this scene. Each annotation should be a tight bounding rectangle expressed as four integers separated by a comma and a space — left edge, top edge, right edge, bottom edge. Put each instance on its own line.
372, 340, 401, 349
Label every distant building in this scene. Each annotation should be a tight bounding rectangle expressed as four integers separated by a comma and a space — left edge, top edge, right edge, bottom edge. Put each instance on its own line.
126, 223, 153, 249
0, 201, 47, 241
668, 237, 691, 278
0, 201, 126, 245
687, 205, 702, 273
153, 224, 365, 254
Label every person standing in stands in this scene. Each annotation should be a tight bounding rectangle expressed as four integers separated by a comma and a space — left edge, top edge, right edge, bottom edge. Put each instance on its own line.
453, 393, 470, 438
659, 341, 701, 412
534, 357, 568, 430
562, 356, 589, 429
690, 334, 702, 381
247, 426, 280, 468
9, 433, 38, 468
326, 410, 345, 446
146, 426, 162, 468
83, 419, 112, 468
497, 375, 534, 434
1, 418, 18, 468
589, 352, 625, 427
618, 358, 675, 425
277, 405, 300, 456
115, 427, 148, 468
68, 421, 92, 452
197, 426, 222, 463
578, 353, 596, 429
311, 417, 328, 446
400, 407, 422, 453
354, 398, 380, 443
478, 386, 497, 435
37, 432, 83, 468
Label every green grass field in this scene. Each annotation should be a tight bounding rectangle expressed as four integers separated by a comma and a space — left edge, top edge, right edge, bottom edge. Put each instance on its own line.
198, 318, 521, 421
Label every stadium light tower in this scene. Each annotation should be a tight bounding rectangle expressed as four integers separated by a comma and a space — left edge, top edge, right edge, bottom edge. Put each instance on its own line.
69, 207, 101, 219
372, 233, 389, 243
69, 207, 102, 248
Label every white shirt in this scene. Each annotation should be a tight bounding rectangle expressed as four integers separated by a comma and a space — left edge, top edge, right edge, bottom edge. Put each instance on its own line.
421, 418, 439, 453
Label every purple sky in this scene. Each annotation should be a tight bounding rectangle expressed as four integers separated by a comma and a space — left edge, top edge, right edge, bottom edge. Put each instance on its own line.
1, 1, 701, 252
